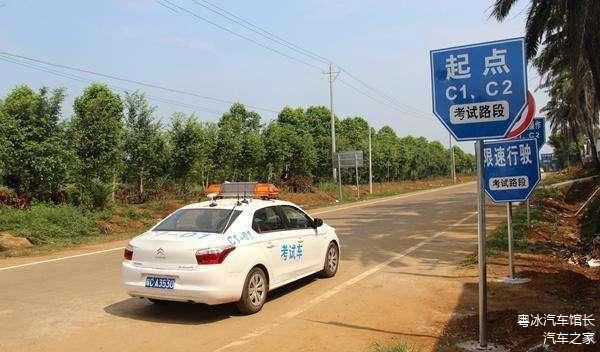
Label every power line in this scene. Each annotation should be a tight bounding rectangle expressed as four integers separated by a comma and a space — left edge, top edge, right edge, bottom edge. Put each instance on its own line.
191, 0, 330, 65
0, 50, 279, 113
0, 54, 223, 116
156, 0, 179, 13
337, 78, 435, 123
336, 66, 432, 118
169, 0, 432, 118
0, 54, 221, 116
159, 0, 324, 72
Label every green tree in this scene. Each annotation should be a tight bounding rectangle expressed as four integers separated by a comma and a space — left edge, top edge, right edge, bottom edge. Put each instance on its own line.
0, 85, 72, 201
549, 132, 582, 169
71, 83, 124, 206
214, 103, 264, 181
372, 126, 400, 181
493, 0, 600, 170
304, 106, 337, 181
264, 114, 317, 181
122, 91, 169, 198
169, 114, 215, 190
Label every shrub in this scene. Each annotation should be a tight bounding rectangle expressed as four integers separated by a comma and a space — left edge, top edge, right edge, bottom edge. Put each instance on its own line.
0, 203, 105, 245
283, 176, 312, 193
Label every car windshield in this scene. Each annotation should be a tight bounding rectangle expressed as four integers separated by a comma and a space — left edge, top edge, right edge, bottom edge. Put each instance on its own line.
153, 208, 242, 233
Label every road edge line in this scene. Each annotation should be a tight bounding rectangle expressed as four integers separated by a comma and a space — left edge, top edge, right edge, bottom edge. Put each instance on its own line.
311, 181, 475, 216
0, 247, 124, 272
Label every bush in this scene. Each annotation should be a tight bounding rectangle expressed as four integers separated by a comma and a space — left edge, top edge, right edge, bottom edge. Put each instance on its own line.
487, 205, 543, 252
534, 187, 562, 200
283, 176, 312, 193
0, 203, 106, 245
123, 206, 140, 220
0, 186, 30, 209
316, 181, 354, 200
87, 179, 112, 209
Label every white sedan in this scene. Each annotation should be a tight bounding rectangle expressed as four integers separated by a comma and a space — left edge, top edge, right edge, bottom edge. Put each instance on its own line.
122, 198, 340, 314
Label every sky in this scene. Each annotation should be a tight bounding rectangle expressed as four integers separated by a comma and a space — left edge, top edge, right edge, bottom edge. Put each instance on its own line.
0, 0, 552, 153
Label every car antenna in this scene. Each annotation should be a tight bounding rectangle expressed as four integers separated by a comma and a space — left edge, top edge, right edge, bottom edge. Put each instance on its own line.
221, 202, 238, 234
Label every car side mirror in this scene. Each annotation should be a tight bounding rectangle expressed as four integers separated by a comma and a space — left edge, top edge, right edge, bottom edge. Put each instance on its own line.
313, 218, 324, 228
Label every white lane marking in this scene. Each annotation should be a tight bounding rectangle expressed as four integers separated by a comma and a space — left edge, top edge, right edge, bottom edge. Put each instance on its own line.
310, 181, 474, 216
213, 212, 477, 352
0, 182, 474, 272
0, 247, 124, 272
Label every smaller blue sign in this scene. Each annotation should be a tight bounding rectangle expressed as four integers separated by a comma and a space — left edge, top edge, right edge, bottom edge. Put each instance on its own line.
515, 117, 545, 150
484, 138, 540, 202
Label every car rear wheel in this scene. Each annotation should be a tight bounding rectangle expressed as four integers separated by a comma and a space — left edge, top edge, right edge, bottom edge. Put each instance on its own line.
236, 267, 268, 314
320, 242, 339, 278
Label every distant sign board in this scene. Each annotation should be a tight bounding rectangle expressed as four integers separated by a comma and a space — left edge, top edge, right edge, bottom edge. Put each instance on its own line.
430, 38, 528, 140
514, 116, 545, 150
336, 150, 363, 169
483, 138, 540, 202
540, 153, 555, 164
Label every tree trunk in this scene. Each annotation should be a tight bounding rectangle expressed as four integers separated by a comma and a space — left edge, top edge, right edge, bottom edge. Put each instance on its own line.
569, 124, 583, 164
139, 169, 144, 198
589, 138, 600, 171
584, 3, 600, 113
111, 173, 116, 202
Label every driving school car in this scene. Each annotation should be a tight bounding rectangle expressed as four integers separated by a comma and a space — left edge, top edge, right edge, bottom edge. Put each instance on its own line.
122, 182, 340, 314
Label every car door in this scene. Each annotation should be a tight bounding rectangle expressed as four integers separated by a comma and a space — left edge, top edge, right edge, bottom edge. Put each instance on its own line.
252, 206, 299, 285
279, 205, 323, 274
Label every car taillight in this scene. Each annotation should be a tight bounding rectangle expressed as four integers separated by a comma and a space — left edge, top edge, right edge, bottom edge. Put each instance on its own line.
124, 244, 134, 260
195, 245, 235, 265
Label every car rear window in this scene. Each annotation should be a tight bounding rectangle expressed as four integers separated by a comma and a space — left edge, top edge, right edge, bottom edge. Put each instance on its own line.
154, 209, 242, 233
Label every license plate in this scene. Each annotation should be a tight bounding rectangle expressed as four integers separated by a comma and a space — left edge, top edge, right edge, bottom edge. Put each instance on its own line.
145, 276, 175, 289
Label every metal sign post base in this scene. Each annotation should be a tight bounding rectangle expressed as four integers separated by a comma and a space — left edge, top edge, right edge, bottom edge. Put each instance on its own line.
499, 277, 531, 285
506, 202, 514, 279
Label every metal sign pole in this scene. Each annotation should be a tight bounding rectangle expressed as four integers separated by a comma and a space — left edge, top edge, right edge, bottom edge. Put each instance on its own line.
354, 152, 360, 198
449, 132, 456, 183
337, 154, 343, 201
475, 140, 488, 348
507, 201, 514, 279
526, 199, 531, 227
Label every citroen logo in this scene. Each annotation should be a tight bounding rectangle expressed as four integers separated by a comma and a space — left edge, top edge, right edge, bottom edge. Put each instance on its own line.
155, 247, 166, 259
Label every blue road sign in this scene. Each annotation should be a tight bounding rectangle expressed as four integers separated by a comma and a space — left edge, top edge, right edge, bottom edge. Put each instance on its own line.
430, 38, 528, 141
514, 116, 545, 150
483, 138, 540, 202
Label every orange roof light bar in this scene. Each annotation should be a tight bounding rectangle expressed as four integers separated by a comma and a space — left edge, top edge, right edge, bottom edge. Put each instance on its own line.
205, 182, 279, 200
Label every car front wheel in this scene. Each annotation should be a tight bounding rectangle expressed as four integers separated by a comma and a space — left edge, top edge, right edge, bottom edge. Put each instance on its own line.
236, 267, 268, 314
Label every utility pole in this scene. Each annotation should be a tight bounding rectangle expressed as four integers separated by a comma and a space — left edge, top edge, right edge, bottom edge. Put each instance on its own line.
449, 132, 456, 183
325, 63, 340, 181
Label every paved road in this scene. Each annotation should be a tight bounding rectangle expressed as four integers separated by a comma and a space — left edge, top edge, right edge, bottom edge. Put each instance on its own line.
0, 182, 505, 352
